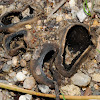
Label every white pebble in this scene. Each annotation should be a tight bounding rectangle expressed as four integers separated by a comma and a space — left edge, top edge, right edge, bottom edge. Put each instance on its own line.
71, 73, 91, 86
38, 85, 51, 93
23, 52, 31, 61
22, 8, 30, 18
19, 95, 26, 100
22, 69, 28, 75
91, 73, 100, 82
25, 94, 32, 100
7, 60, 12, 65
12, 56, 18, 66
16, 72, 26, 81
69, 0, 76, 8
76, 9, 87, 22
56, 15, 63, 22
61, 84, 81, 96
23, 77, 36, 89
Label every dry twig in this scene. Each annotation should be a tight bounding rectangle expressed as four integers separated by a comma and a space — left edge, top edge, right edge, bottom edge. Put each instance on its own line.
0, 82, 100, 100
47, 0, 66, 18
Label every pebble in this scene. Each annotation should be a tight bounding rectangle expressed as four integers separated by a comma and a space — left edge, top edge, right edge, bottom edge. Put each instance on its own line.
91, 73, 100, 82
69, 0, 76, 8
60, 84, 81, 96
94, 84, 99, 90
12, 56, 18, 66
23, 52, 31, 61
93, 19, 99, 26
0, 91, 4, 100
19, 95, 26, 100
19, 94, 32, 100
16, 72, 26, 81
22, 68, 28, 75
56, 15, 63, 22
0, 80, 9, 84
25, 25, 32, 30
71, 73, 91, 87
7, 60, 12, 65
20, 59, 26, 67
25, 94, 32, 100
22, 8, 30, 18
88, 68, 95, 74
38, 85, 51, 93
2, 63, 12, 72
23, 77, 36, 89
71, 6, 79, 18
95, 0, 100, 6
76, 9, 87, 22
12, 17, 20, 23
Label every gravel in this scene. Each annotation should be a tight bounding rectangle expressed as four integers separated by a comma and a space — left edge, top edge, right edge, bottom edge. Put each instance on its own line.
71, 73, 91, 87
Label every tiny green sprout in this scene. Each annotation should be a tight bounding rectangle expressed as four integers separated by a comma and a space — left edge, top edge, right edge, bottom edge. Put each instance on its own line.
61, 92, 66, 100
83, 0, 91, 16
96, 49, 100, 53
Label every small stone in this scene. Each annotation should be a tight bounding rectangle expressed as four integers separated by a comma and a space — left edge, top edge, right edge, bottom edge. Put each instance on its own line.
25, 25, 32, 29
22, 8, 30, 18
91, 73, 100, 82
20, 59, 26, 67
38, 85, 51, 93
12, 56, 18, 66
9, 72, 16, 78
88, 68, 95, 74
0, 91, 4, 100
71, 73, 91, 86
69, 0, 76, 8
56, 15, 63, 22
7, 60, 12, 65
19, 95, 26, 100
23, 77, 36, 89
37, 26, 42, 30
95, 0, 100, 6
2, 63, 12, 72
71, 6, 79, 18
25, 94, 32, 100
22, 68, 28, 75
12, 17, 20, 23
93, 19, 99, 26
23, 52, 31, 61
37, 20, 42, 25
77, 9, 87, 22
60, 84, 81, 96
16, 72, 26, 81
94, 84, 99, 90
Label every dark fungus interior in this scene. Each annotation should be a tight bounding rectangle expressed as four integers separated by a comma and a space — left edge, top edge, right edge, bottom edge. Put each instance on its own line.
43, 50, 55, 63
1, 11, 22, 25
4, 32, 27, 55
43, 50, 55, 79
63, 25, 92, 70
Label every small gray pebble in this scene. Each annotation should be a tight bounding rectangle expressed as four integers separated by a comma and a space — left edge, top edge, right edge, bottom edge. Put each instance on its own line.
2, 63, 12, 72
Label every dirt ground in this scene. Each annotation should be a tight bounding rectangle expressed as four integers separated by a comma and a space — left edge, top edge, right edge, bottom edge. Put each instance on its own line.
0, 0, 100, 100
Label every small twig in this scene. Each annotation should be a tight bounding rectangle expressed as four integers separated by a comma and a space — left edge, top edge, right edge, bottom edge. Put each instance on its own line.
47, 0, 66, 18
0, 82, 100, 99
54, 81, 60, 100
